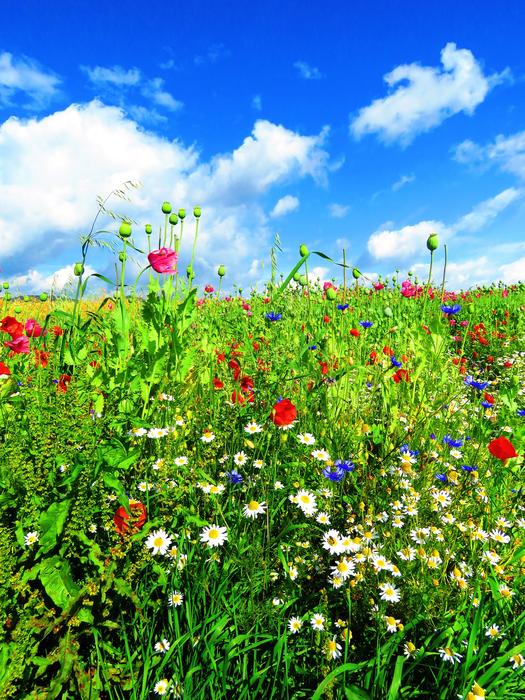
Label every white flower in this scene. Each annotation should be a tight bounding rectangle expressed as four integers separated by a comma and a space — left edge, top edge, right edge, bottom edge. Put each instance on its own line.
174, 456, 188, 467
310, 613, 325, 631
253, 459, 265, 469
322, 529, 343, 555
288, 616, 303, 633
274, 481, 284, 490
145, 530, 172, 556
244, 422, 262, 434
154, 639, 171, 653
24, 531, 39, 547
288, 565, 299, 581
295, 489, 317, 516
297, 433, 315, 446
200, 525, 228, 547
243, 500, 267, 519
316, 512, 331, 525
489, 529, 511, 544
438, 647, 462, 664
311, 449, 330, 462
326, 636, 342, 659
485, 624, 503, 639
201, 430, 215, 443
153, 679, 170, 695
129, 427, 147, 437
233, 451, 248, 466
384, 616, 400, 633
378, 582, 401, 603
167, 591, 184, 607
147, 427, 169, 439
331, 557, 355, 580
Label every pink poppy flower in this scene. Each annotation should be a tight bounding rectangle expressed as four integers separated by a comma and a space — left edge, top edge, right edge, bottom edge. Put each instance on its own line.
147, 248, 178, 274
5, 336, 30, 354
25, 319, 43, 337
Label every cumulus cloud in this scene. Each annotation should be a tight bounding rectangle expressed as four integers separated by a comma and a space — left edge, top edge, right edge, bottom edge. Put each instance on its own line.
453, 130, 525, 180
410, 254, 525, 289
0, 51, 62, 110
0, 101, 330, 291
294, 61, 323, 80
328, 203, 350, 218
351, 43, 505, 145
270, 195, 299, 218
367, 188, 523, 261
7, 264, 97, 294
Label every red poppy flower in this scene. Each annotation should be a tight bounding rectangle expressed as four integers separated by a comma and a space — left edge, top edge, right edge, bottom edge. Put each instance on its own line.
383, 346, 394, 356
349, 328, 360, 337
229, 359, 241, 381
231, 389, 254, 404
271, 398, 297, 426
114, 500, 147, 535
240, 375, 254, 393
0, 361, 10, 377
323, 315, 330, 323
213, 377, 224, 390
392, 369, 410, 384
52, 325, 64, 336
488, 436, 518, 461
57, 374, 72, 393
34, 349, 49, 368
483, 392, 495, 405
1, 316, 24, 339
319, 361, 329, 375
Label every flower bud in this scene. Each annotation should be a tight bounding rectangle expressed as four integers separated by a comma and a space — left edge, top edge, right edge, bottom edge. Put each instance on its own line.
39, 293, 48, 302
326, 287, 337, 301
299, 244, 309, 257
169, 213, 178, 226
23, 296, 30, 302
426, 233, 439, 252
467, 303, 475, 314
74, 262, 84, 276
4, 293, 10, 301
14, 306, 22, 314
408, 271, 413, 277
217, 265, 226, 277
145, 224, 152, 234
193, 206, 201, 218
161, 201, 172, 214
293, 272, 301, 282
2, 282, 9, 290
352, 267, 361, 280
299, 275, 307, 286
178, 208, 186, 220
119, 222, 132, 238
118, 252, 127, 263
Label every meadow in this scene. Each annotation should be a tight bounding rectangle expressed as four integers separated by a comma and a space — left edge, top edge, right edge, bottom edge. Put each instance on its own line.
0, 188, 524, 699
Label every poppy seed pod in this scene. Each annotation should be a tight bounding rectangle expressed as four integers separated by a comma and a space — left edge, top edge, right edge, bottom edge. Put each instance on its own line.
2, 282, 8, 290
119, 222, 132, 238
299, 275, 307, 286
352, 267, 361, 280
293, 272, 301, 282
145, 224, 152, 234
169, 213, 178, 225
39, 293, 47, 301
217, 265, 226, 277
178, 208, 186, 220
161, 201, 172, 214
74, 262, 84, 276
299, 244, 309, 257
193, 206, 201, 218
118, 252, 127, 263
326, 287, 337, 301
23, 296, 30, 302
426, 233, 439, 252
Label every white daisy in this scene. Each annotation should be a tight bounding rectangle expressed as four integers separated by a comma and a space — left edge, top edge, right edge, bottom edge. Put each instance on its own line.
311, 448, 330, 462
326, 636, 342, 659
153, 679, 170, 695
200, 525, 228, 547
438, 647, 462, 664
243, 500, 267, 519
24, 531, 39, 547
201, 430, 215, 443
145, 530, 172, 556
316, 512, 331, 525
167, 590, 184, 607
174, 456, 188, 466
244, 422, 263, 434
233, 451, 248, 466
288, 616, 303, 634
154, 639, 171, 653
295, 489, 317, 516
378, 582, 401, 603
297, 433, 315, 445
310, 613, 325, 631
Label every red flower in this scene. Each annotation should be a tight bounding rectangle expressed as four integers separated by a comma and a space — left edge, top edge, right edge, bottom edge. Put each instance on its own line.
57, 374, 72, 393
213, 377, 224, 390
483, 392, 495, 405
52, 325, 64, 336
383, 346, 394, 356
240, 375, 254, 393
1, 316, 24, 339
204, 284, 215, 293
323, 315, 330, 323
229, 359, 241, 381
231, 389, 254, 404
392, 369, 410, 384
319, 361, 329, 375
4, 336, 30, 354
34, 349, 49, 368
271, 398, 297, 426
349, 328, 360, 337
488, 436, 518, 461
0, 361, 10, 377
114, 500, 147, 535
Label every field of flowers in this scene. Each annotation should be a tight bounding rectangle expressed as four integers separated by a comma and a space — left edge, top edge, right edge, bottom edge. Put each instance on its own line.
0, 192, 524, 699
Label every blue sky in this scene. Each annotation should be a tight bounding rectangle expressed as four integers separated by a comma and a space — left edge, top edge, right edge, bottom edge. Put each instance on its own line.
1, 0, 524, 293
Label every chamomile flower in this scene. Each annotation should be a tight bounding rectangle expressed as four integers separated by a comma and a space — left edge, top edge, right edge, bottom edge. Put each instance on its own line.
295, 489, 317, 515
253, 459, 265, 469
200, 525, 228, 548
233, 451, 248, 467
438, 647, 462, 664
154, 639, 171, 653
153, 679, 170, 695
288, 565, 299, 581
243, 500, 267, 519
316, 512, 331, 525
379, 582, 401, 603
311, 448, 331, 462
331, 557, 355, 580
145, 530, 172, 556
288, 616, 303, 634
201, 430, 215, 443
297, 433, 315, 445
485, 624, 503, 639
310, 613, 325, 631
510, 654, 525, 669
489, 529, 511, 544
129, 427, 147, 437
167, 591, 184, 607
244, 422, 263, 434
24, 531, 39, 547
384, 616, 401, 633
174, 456, 188, 467
274, 481, 284, 490
322, 529, 343, 555
147, 427, 169, 439
403, 641, 417, 658
326, 636, 342, 659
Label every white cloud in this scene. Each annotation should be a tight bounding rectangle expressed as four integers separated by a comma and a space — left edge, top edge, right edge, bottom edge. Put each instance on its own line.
392, 174, 415, 191
81, 64, 142, 86
7, 264, 97, 294
328, 203, 350, 218
294, 61, 323, 80
454, 130, 525, 180
499, 257, 525, 284
0, 101, 330, 291
351, 43, 503, 145
141, 78, 182, 111
367, 188, 523, 261
252, 94, 262, 111
270, 195, 299, 218
409, 254, 525, 289
309, 266, 330, 281
0, 52, 62, 109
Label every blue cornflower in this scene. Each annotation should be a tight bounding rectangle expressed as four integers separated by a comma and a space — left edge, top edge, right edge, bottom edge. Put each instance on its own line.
265, 312, 282, 322
442, 435, 464, 448
226, 469, 243, 484
461, 465, 478, 472
518, 409, 525, 417
464, 375, 489, 390
430, 433, 436, 440
359, 320, 373, 328
322, 466, 346, 482
435, 473, 448, 483
308, 345, 317, 350
391, 356, 402, 368
441, 304, 461, 315
481, 401, 493, 408
334, 459, 355, 473
337, 304, 349, 311
400, 444, 419, 456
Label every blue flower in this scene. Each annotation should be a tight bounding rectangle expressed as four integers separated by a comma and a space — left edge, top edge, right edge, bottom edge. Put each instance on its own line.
308, 345, 317, 350
464, 375, 489, 390
461, 465, 477, 472
442, 435, 464, 448
334, 459, 355, 472
481, 401, 492, 408
518, 409, 525, 417
265, 312, 282, 322
435, 473, 448, 483
337, 304, 349, 311
391, 356, 402, 368
441, 304, 461, 315
359, 320, 373, 328
226, 469, 243, 484
429, 433, 436, 440
322, 466, 346, 482
400, 444, 419, 456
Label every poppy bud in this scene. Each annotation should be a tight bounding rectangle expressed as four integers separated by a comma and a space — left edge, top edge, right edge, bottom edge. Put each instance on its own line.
169, 213, 178, 225
145, 224, 152, 234
74, 262, 84, 276
326, 287, 337, 301
426, 233, 439, 252
468, 303, 475, 313
193, 206, 201, 218
2, 282, 8, 290
23, 296, 30, 302
408, 271, 413, 277
299, 275, 307, 286
217, 265, 226, 277
299, 244, 309, 257
161, 201, 172, 214
293, 272, 301, 282
14, 306, 21, 314
178, 208, 186, 220
39, 293, 47, 302
119, 222, 132, 238
119, 252, 127, 262
352, 268, 361, 280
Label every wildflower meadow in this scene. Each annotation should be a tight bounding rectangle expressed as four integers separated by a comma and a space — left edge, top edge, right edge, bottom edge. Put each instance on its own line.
0, 186, 524, 699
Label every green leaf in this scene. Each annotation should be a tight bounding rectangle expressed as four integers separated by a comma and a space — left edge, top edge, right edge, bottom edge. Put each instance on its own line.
39, 500, 71, 553
39, 556, 80, 610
